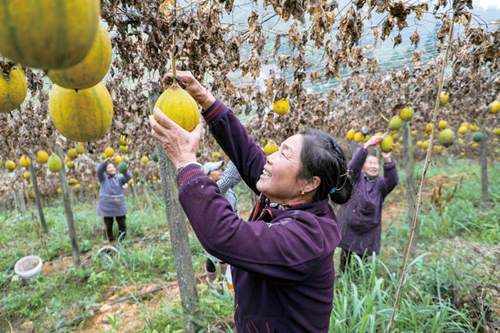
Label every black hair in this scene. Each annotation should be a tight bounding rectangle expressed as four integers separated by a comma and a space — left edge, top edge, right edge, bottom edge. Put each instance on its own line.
298, 129, 352, 204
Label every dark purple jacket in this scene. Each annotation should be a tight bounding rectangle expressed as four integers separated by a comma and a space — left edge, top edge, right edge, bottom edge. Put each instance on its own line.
176, 99, 341, 332
337, 146, 399, 256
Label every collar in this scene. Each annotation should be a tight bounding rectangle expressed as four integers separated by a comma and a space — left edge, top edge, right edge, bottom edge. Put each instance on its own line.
363, 174, 376, 183
252, 194, 333, 222
264, 198, 301, 210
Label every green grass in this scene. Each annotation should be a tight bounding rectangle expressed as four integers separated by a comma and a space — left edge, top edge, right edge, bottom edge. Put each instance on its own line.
1, 159, 499, 332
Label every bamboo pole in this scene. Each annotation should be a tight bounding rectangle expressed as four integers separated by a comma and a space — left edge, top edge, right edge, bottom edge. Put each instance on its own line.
55, 145, 81, 268
29, 159, 47, 233
386, 14, 455, 333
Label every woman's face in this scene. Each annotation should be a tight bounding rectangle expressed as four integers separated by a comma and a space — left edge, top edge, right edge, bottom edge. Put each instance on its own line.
208, 168, 223, 182
256, 134, 306, 204
106, 163, 116, 176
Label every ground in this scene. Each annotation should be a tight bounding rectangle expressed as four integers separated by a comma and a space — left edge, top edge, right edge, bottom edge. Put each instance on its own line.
1, 158, 500, 332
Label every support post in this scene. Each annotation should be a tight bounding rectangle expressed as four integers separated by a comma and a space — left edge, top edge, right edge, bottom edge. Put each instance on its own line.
131, 183, 137, 211
55, 145, 81, 267
29, 160, 47, 233
402, 122, 418, 247
480, 124, 488, 203
17, 187, 26, 213
350, 139, 356, 159
149, 88, 199, 332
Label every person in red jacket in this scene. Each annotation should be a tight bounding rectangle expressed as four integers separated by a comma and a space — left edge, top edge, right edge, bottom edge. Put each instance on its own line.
149, 71, 353, 332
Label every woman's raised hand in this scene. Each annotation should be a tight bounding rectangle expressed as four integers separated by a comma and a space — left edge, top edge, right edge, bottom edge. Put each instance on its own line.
149, 108, 203, 169
162, 71, 215, 109
363, 135, 383, 149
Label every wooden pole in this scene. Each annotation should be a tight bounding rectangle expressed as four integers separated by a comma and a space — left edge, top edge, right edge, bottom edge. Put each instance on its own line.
350, 139, 356, 158
480, 124, 488, 203
402, 122, 418, 247
55, 145, 81, 267
29, 160, 47, 233
149, 88, 199, 332
17, 187, 26, 213
130, 183, 137, 211
142, 180, 153, 210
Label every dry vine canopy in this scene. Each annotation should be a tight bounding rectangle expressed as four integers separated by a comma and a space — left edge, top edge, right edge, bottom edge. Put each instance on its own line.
0, 0, 499, 194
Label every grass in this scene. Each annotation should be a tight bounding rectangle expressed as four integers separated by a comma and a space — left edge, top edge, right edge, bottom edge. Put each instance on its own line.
1, 159, 499, 332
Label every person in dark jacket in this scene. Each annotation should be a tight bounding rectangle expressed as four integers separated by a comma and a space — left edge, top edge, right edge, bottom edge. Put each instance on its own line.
96, 157, 133, 242
336, 136, 399, 273
149, 71, 353, 333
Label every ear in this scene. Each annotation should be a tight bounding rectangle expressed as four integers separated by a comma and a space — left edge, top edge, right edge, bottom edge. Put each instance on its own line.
302, 176, 321, 194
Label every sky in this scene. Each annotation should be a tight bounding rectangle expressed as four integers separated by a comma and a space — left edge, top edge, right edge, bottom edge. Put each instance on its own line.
475, 0, 500, 10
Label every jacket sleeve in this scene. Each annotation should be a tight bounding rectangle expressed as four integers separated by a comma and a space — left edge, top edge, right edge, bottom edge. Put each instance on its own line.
97, 162, 107, 183
177, 164, 324, 284
202, 99, 266, 195
349, 146, 368, 183
381, 160, 399, 197
119, 171, 133, 185
216, 160, 242, 196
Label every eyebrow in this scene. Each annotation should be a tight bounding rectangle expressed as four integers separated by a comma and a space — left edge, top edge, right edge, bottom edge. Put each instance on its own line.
281, 143, 292, 153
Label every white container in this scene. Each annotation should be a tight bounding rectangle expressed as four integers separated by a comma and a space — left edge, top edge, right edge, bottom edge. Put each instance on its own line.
14, 255, 43, 279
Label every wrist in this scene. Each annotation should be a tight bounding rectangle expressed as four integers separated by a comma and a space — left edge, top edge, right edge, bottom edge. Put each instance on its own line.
384, 158, 392, 163
196, 87, 216, 110
363, 143, 370, 149
172, 153, 198, 169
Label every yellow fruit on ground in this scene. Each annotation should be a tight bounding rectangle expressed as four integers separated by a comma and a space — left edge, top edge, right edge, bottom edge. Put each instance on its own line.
440, 92, 449, 106
399, 106, 415, 121
68, 149, 77, 159
120, 145, 128, 154
48, 153, 62, 173
411, 130, 417, 136
417, 141, 422, 147
354, 132, 364, 143
346, 129, 355, 140
75, 184, 80, 189
19, 155, 31, 167
29, 183, 33, 188
47, 22, 112, 90
155, 81, 199, 132
6, 160, 15, 169
0, 0, 100, 70
389, 115, 403, 130
472, 143, 479, 147
114, 155, 123, 164
380, 136, 394, 152
489, 100, 500, 114
213, 152, 221, 158
153, 176, 157, 182
494, 128, 500, 136
424, 132, 428, 137
101, 153, 107, 160
89, 184, 93, 188
425, 123, 433, 132
392, 133, 398, 140
399, 136, 403, 142
458, 126, 467, 135
264, 140, 279, 155
363, 135, 371, 143
142, 156, 149, 164
458, 138, 464, 144
128, 179, 133, 185
57, 188, 62, 194
24, 171, 30, 179
438, 120, 447, 129
0, 67, 28, 113
273, 99, 290, 115
49, 82, 113, 142
422, 140, 430, 149
66, 160, 75, 169
461, 152, 465, 156
469, 124, 475, 131
105, 147, 115, 157
75, 144, 85, 155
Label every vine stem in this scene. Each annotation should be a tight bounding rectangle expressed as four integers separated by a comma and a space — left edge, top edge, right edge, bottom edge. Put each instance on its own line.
386, 13, 455, 333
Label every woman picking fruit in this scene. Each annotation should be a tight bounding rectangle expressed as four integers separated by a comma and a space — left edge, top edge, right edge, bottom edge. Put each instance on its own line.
336, 136, 399, 273
96, 157, 133, 243
149, 71, 352, 332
